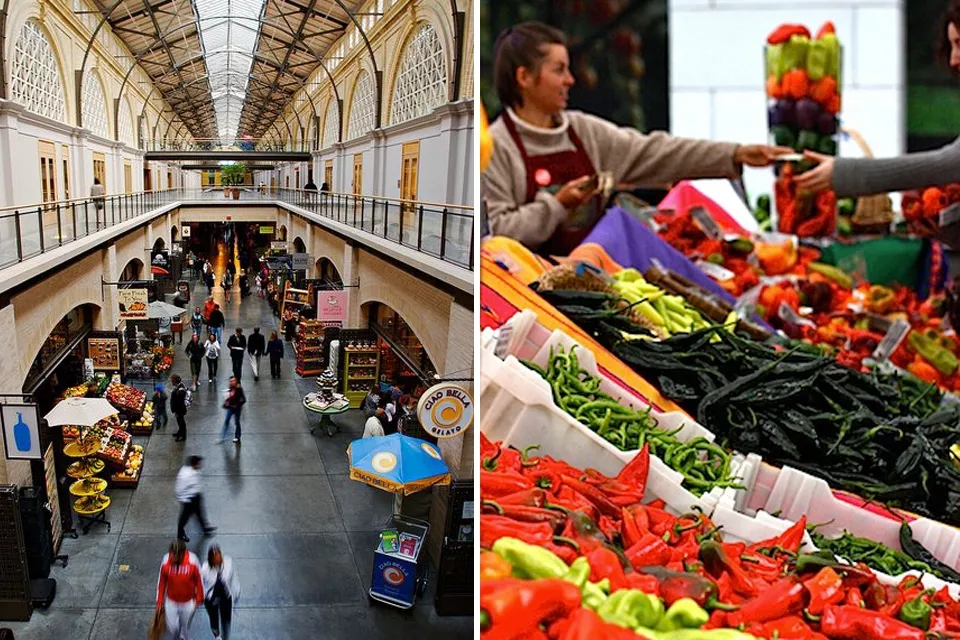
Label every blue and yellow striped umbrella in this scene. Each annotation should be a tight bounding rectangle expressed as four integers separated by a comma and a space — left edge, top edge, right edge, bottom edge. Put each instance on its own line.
347, 433, 451, 495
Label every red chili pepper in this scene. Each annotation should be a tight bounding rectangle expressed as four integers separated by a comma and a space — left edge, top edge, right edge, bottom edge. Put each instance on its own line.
616, 443, 650, 495
739, 551, 782, 583
645, 506, 678, 537
756, 615, 817, 640
481, 432, 499, 460
551, 486, 599, 522
521, 464, 562, 493
931, 608, 948, 633
700, 540, 759, 598
845, 588, 864, 608
621, 508, 645, 550
542, 541, 580, 565
627, 533, 674, 569
597, 515, 620, 542
727, 577, 807, 626
560, 475, 621, 519
864, 581, 905, 617
586, 547, 628, 592
482, 502, 566, 528
496, 488, 547, 508
803, 567, 845, 615
820, 605, 926, 640
480, 514, 554, 550
556, 607, 640, 640
624, 572, 660, 595
639, 566, 723, 608
767, 23, 811, 44
480, 578, 582, 640
482, 470, 534, 498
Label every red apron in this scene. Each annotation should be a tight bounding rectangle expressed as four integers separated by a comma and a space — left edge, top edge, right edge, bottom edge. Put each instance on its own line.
502, 111, 599, 257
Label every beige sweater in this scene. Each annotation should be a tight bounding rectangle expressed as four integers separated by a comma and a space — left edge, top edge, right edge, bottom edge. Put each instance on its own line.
482, 109, 742, 249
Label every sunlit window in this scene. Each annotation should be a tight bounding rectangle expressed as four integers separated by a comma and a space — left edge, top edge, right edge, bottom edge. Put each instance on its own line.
11, 19, 67, 122
390, 23, 447, 125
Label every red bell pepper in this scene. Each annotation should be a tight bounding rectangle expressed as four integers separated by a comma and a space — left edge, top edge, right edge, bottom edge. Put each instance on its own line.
624, 571, 660, 595
616, 443, 650, 494
627, 533, 673, 569
556, 607, 640, 640
586, 547, 628, 592
803, 567, 845, 615
820, 605, 926, 640
864, 581, 905, 617
767, 23, 811, 44
756, 615, 818, 639
845, 588, 865, 608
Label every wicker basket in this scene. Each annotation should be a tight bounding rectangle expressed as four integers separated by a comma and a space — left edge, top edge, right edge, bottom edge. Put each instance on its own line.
842, 127, 894, 234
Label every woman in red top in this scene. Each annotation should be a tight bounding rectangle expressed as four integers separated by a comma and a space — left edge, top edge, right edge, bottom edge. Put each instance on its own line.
156, 540, 204, 640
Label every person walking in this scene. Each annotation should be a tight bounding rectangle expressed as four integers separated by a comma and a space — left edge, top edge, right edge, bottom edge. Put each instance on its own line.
184, 334, 205, 391
204, 264, 215, 297
191, 306, 204, 337
221, 271, 234, 304
175, 455, 215, 541
220, 376, 246, 444
247, 327, 265, 381
266, 331, 284, 379
227, 328, 246, 381
381, 394, 398, 435
170, 374, 191, 442
205, 333, 221, 383
207, 303, 225, 344
90, 177, 105, 229
152, 383, 168, 431
156, 540, 204, 640
363, 407, 386, 439
201, 545, 241, 640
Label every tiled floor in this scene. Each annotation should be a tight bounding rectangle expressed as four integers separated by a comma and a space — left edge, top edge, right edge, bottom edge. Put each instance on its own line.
6, 245, 472, 639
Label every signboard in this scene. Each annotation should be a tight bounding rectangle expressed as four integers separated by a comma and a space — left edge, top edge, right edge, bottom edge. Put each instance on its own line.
181, 225, 191, 238
118, 288, 148, 320
170, 242, 182, 255
88, 337, 121, 370
292, 253, 309, 270
83, 358, 95, 380
2, 404, 41, 460
43, 444, 62, 550
317, 289, 349, 325
259, 226, 275, 234
151, 249, 170, 276
271, 241, 288, 251
417, 383, 473, 439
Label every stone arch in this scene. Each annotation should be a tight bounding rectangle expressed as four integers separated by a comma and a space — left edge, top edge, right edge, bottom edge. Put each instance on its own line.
315, 257, 342, 285
385, 12, 455, 124
344, 61, 377, 141
19, 301, 101, 390
118, 257, 143, 281
277, 225, 287, 241
292, 236, 306, 253
170, 225, 178, 242
358, 296, 442, 374
82, 66, 112, 138
5, 8, 74, 125
152, 237, 165, 251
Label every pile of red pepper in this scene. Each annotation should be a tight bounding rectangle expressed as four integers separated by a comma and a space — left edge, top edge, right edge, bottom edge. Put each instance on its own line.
481, 434, 960, 640
901, 184, 960, 237
776, 164, 838, 238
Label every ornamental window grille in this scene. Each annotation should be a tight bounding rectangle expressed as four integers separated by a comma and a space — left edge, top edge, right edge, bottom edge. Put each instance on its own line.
322, 99, 339, 148
118, 97, 135, 146
390, 24, 447, 125
346, 71, 375, 140
10, 19, 67, 122
82, 72, 109, 138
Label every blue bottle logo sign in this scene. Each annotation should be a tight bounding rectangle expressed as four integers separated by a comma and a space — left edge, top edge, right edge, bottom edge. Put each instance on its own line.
13, 412, 31, 452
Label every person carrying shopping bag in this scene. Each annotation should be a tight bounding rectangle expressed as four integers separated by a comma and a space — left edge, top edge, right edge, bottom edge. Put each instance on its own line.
220, 376, 246, 444
246, 327, 265, 381
201, 545, 241, 640
205, 333, 221, 383
156, 540, 204, 640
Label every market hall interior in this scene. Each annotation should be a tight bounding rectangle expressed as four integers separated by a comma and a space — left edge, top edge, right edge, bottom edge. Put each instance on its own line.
0, 0, 474, 637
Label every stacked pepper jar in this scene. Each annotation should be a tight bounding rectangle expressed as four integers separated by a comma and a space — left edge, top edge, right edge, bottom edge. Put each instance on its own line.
765, 22, 843, 237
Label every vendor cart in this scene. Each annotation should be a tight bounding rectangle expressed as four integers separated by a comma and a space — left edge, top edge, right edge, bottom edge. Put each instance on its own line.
369, 514, 429, 609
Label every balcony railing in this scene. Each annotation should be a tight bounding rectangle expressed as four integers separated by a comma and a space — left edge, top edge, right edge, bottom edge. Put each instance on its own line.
0, 187, 473, 271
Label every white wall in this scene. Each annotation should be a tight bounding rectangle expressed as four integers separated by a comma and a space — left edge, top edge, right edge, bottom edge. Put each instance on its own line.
669, 0, 904, 204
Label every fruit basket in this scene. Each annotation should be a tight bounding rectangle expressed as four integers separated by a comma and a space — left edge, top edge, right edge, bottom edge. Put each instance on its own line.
64, 439, 100, 458
70, 477, 107, 496
73, 494, 110, 515
67, 457, 105, 479
105, 382, 146, 415
96, 428, 131, 466
111, 444, 144, 487
129, 402, 154, 435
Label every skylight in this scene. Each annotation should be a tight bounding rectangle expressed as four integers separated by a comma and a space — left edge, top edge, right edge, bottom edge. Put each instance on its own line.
195, 0, 266, 143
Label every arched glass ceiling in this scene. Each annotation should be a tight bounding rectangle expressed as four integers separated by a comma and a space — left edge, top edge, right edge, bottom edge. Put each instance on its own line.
195, 0, 266, 142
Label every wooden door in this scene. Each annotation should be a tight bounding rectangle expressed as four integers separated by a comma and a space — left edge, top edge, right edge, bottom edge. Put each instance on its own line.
324, 160, 333, 191
61, 145, 71, 201
400, 141, 420, 237
39, 141, 57, 203
124, 163, 133, 194
167, 171, 173, 189
352, 154, 363, 218
92, 152, 106, 192
143, 165, 152, 191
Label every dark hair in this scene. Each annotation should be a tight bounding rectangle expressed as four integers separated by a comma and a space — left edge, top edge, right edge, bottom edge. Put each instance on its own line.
493, 22, 567, 109
188, 455, 203, 467
171, 374, 182, 384
169, 540, 187, 563
940, 0, 960, 63
207, 544, 222, 565
93, 177, 101, 185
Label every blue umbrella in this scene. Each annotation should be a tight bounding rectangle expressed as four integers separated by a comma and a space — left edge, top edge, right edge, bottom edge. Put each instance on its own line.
348, 434, 451, 495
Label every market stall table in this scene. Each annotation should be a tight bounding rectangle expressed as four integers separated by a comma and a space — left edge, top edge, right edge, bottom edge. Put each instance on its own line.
302, 394, 350, 437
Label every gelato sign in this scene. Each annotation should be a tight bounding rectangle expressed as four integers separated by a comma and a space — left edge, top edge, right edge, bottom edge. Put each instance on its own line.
417, 384, 473, 439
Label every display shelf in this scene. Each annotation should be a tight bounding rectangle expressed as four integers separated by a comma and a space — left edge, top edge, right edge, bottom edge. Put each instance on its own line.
343, 347, 380, 408
296, 320, 328, 378
67, 458, 105, 479
70, 478, 107, 497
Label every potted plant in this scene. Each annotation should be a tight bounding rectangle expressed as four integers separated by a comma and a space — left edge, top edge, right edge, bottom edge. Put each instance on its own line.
221, 162, 247, 199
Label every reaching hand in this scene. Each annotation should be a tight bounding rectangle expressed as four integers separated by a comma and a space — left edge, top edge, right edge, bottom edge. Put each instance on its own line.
734, 144, 795, 167
555, 175, 599, 210
793, 151, 835, 194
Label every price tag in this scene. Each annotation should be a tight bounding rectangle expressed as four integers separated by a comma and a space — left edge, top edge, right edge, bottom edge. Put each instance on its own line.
695, 260, 736, 282
873, 319, 911, 361
690, 206, 723, 240
777, 302, 816, 328
494, 325, 514, 359
940, 203, 960, 227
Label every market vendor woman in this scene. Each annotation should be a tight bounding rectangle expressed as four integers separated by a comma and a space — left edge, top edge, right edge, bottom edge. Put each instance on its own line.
484, 22, 791, 255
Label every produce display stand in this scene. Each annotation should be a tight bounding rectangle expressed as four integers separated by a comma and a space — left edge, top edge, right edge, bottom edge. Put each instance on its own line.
280, 282, 310, 319
110, 444, 144, 487
369, 514, 429, 609
128, 401, 155, 436
63, 440, 111, 534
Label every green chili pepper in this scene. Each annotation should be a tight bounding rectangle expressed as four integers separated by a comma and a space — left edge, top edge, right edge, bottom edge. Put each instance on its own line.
656, 598, 710, 632
597, 589, 665, 630
899, 592, 932, 630
491, 537, 568, 579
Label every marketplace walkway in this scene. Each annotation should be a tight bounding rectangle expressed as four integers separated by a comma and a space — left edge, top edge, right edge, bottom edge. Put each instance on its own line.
7, 266, 470, 639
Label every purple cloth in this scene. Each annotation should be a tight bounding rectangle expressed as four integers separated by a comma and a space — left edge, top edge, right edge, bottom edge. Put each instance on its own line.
584, 206, 737, 305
